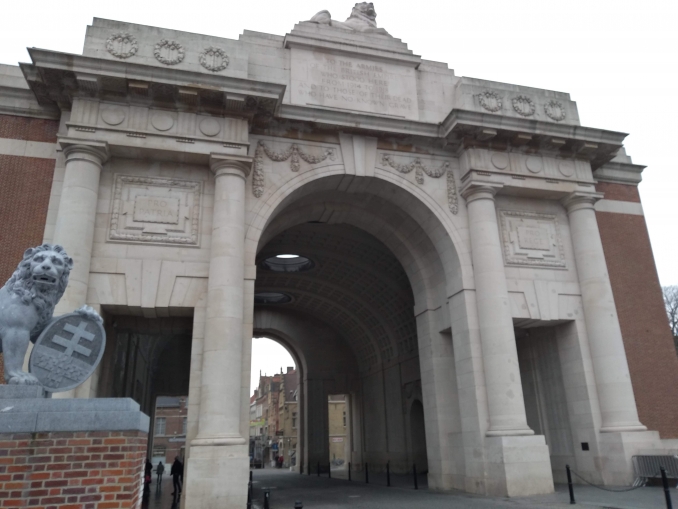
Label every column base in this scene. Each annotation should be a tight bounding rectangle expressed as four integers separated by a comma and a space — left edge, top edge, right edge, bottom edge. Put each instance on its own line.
598, 430, 660, 485
483, 435, 554, 497
184, 443, 248, 509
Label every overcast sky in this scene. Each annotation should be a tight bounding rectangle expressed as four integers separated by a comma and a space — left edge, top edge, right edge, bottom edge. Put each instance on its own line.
2, 1, 675, 387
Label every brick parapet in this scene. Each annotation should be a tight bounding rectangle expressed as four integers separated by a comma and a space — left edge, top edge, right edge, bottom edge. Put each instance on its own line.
595, 181, 641, 203
0, 114, 58, 143
0, 430, 147, 509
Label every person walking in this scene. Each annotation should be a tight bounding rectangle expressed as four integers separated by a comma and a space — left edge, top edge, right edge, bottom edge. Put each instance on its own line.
155, 461, 165, 492
171, 456, 184, 496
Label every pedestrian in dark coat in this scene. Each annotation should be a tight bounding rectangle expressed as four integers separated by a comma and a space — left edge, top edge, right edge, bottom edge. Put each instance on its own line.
171, 457, 183, 495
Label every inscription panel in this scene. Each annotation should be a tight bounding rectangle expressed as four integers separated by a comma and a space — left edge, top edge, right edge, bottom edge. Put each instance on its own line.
499, 210, 566, 268
291, 48, 419, 120
133, 196, 180, 224
109, 174, 202, 246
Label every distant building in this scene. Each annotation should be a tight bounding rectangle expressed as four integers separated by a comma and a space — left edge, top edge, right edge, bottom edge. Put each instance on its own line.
276, 367, 299, 468
328, 395, 348, 465
151, 396, 187, 468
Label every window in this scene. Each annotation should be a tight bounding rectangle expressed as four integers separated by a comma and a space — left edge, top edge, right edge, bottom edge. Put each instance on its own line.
292, 412, 297, 429
154, 417, 166, 436
343, 411, 346, 427
152, 445, 166, 458
259, 428, 263, 435
182, 417, 187, 435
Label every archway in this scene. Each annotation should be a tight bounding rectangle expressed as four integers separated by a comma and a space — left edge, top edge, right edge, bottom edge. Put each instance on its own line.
248, 174, 467, 486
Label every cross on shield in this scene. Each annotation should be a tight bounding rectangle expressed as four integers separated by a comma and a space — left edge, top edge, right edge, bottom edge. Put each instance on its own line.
29, 312, 106, 392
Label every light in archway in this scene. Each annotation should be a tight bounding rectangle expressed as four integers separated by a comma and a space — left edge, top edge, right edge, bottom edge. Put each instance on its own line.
260, 255, 315, 273
254, 292, 293, 304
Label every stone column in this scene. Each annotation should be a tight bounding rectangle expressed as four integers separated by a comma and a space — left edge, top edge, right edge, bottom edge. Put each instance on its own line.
185, 154, 252, 509
461, 183, 532, 436
563, 192, 645, 432
53, 141, 108, 315
51, 140, 108, 400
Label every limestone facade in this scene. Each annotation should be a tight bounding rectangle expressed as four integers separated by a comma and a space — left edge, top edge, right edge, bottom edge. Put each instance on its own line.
1, 8, 678, 508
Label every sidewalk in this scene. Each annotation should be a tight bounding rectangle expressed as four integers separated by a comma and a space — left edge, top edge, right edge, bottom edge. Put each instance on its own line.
250, 469, 674, 509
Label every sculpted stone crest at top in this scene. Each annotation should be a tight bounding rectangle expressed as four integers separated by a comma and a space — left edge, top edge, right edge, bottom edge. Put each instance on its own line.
309, 2, 390, 35
0, 244, 104, 388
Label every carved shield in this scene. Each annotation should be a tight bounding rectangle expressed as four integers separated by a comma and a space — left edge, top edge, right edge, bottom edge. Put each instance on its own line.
29, 313, 106, 392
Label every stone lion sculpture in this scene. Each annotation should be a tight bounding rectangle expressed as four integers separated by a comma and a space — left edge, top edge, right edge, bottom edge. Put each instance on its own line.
0, 244, 101, 385
309, 2, 389, 35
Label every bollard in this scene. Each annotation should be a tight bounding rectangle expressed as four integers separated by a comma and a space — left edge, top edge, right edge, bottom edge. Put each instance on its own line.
317, 461, 320, 477
328, 464, 331, 479
365, 463, 369, 484
250, 470, 253, 483
387, 461, 391, 487
413, 463, 418, 490
566, 465, 575, 505
348, 462, 351, 481
300, 462, 303, 475
307, 462, 310, 476
264, 489, 270, 509
294, 501, 303, 509
246, 481, 252, 509
662, 467, 674, 509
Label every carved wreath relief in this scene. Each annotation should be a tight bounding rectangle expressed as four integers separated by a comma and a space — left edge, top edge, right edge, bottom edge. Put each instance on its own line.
106, 33, 138, 59
478, 91, 503, 112
499, 210, 566, 268
512, 95, 536, 117
544, 100, 566, 122
252, 141, 337, 198
380, 154, 458, 215
200, 47, 229, 72
154, 39, 185, 65
109, 174, 202, 246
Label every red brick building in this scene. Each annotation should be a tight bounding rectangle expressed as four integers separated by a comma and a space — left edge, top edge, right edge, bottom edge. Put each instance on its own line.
150, 396, 187, 467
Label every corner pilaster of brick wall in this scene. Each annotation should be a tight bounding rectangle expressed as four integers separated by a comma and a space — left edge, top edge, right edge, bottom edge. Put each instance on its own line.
0, 430, 147, 509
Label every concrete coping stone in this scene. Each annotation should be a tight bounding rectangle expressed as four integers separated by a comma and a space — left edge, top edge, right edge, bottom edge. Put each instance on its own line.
0, 388, 150, 433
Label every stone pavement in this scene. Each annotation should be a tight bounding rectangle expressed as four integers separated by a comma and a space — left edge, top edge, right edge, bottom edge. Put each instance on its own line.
246, 469, 674, 509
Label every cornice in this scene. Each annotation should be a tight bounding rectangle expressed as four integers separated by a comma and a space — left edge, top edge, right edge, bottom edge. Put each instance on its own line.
20, 49, 286, 114
593, 161, 645, 185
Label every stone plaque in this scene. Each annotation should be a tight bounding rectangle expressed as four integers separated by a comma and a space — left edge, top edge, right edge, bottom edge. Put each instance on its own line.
29, 313, 106, 392
499, 210, 566, 268
516, 226, 551, 251
133, 196, 180, 224
291, 48, 419, 120
109, 174, 202, 246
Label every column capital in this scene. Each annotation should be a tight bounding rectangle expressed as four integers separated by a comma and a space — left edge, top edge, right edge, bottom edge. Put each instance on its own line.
460, 181, 504, 203
209, 153, 253, 179
561, 191, 603, 214
59, 138, 109, 169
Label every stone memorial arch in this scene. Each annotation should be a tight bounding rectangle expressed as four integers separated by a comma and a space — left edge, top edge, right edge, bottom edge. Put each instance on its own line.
2, 4, 678, 508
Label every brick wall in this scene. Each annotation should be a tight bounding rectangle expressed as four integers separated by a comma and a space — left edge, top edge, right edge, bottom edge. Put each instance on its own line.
0, 113, 59, 385
596, 183, 678, 438
0, 430, 147, 509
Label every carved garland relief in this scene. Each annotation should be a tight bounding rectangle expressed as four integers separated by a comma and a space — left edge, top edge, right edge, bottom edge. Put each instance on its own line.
106, 33, 138, 59
104, 34, 230, 72
153, 39, 185, 65
109, 175, 202, 246
252, 141, 337, 198
380, 153, 458, 215
199, 47, 229, 72
499, 210, 566, 268
478, 90, 567, 122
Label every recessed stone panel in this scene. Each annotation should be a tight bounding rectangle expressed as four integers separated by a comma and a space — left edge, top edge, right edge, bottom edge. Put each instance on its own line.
290, 48, 419, 120
499, 210, 566, 268
109, 174, 202, 246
